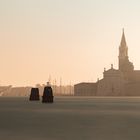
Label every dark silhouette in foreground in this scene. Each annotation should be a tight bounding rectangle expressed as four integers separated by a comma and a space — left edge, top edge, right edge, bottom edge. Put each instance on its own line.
42, 82, 54, 103
29, 88, 40, 101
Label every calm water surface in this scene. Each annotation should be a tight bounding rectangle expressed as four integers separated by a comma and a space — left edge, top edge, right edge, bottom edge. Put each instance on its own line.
0, 96, 140, 140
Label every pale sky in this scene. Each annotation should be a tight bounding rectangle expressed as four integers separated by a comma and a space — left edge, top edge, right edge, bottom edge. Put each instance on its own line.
1, 0, 140, 86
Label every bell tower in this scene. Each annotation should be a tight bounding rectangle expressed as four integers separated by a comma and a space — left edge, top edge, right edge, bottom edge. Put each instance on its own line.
118, 29, 134, 73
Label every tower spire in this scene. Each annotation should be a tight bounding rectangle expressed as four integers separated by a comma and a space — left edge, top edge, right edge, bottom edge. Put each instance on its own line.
120, 28, 127, 47
119, 29, 128, 58
118, 29, 134, 72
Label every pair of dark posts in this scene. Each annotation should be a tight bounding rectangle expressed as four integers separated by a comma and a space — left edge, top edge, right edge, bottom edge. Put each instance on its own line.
29, 86, 54, 103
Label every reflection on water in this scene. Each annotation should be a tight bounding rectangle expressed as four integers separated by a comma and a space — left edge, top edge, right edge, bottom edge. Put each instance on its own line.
0, 97, 140, 140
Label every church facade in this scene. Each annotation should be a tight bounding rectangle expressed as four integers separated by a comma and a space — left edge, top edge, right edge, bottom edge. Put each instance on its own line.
74, 30, 140, 96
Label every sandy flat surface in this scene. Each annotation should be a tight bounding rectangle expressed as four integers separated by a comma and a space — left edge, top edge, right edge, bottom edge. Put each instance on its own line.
0, 96, 140, 140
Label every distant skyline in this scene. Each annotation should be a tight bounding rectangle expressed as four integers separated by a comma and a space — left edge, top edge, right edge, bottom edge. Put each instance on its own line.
1, 0, 140, 86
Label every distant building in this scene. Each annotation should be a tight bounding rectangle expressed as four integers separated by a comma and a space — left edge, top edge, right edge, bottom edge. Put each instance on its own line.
2, 87, 31, 97
97, 66, 125, 96
74, 83, 97, 96
0, 86, 11, 96
74, 30, 140, 96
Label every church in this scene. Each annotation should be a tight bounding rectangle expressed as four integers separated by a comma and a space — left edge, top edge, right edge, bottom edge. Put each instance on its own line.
74, 30, 140, 96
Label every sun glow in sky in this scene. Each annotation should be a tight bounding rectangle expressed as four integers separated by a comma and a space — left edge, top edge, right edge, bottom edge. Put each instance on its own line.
1, 0, 140, 86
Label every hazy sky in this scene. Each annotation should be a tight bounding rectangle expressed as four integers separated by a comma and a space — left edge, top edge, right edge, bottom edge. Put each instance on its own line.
1, 0, 140, 86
